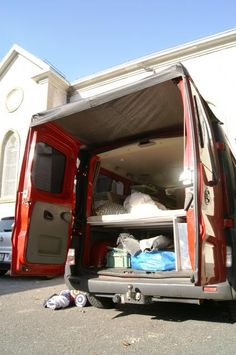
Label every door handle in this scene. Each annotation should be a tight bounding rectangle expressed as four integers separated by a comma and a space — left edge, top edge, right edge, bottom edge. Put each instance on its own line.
60, 211, 71, 224
43, 210, 54, 221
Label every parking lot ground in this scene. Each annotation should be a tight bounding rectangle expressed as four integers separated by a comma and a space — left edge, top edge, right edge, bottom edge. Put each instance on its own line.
1, 273, 236, 355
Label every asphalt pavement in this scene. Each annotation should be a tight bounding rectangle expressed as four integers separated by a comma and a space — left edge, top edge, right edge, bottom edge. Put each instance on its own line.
1, 273, 236, 355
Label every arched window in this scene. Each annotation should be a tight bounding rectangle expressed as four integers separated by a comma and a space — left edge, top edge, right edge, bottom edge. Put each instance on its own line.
0, 132, 20, 200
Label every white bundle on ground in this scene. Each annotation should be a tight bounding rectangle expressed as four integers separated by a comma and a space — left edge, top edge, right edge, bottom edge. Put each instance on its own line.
44, 289, 89, 310
45, 294, 70, 310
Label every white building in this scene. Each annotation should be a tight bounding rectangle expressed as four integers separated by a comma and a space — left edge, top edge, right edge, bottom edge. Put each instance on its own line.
70, 28, 236, 153
0, 45, 69, 218
1, 28, 236, 218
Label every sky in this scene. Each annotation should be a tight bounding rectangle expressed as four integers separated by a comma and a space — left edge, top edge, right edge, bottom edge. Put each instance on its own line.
1, 0, 236, 82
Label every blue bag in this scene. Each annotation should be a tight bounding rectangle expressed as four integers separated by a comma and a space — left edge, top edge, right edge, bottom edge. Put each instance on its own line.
131, 250, 175, 271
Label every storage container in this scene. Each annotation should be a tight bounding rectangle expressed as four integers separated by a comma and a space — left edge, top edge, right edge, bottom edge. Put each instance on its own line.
106, 247, 131, 268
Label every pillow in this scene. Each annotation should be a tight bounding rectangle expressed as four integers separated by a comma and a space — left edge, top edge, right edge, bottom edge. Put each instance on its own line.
95, 201, 127, 216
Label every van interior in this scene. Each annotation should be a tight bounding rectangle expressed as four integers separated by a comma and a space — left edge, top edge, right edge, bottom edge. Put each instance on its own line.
80, 115, 192, 277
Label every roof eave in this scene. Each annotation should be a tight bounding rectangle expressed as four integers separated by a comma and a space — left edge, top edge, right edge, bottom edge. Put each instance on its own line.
71, 28, 236, 90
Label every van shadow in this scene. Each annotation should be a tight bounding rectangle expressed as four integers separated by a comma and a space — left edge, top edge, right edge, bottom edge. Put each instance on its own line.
114, 301, 233, 324
0, 273, 66, 296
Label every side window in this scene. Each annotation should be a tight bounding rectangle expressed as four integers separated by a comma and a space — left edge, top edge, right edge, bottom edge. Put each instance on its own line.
32, 142, 66, 193
0, 131, 20, 200
228, 152, 236, 212
93, 172, 125, 211
231, 154, 236, 181
191, 84, 218, 184
96, 174, 124, 195
221, 146, 236, 214
96, 174, 113, 193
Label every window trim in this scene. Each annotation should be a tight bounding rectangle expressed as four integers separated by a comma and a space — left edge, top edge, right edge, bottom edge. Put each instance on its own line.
0, 131, 20, 201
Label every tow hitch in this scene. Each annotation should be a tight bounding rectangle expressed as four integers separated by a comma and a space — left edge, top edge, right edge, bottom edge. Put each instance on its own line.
112, 284, 152, 305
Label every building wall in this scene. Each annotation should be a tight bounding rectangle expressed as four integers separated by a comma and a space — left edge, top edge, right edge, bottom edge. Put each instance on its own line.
183, 45, 236, 152
0, 53, 68, 218
70, 36, 236, 153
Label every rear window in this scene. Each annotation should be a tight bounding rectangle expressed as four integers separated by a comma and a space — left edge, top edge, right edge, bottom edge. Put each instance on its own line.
0, 217, 14, 232
32, 142, 66, 194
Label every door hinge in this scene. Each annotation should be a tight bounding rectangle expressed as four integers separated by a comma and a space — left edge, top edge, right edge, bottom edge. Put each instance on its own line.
22, 199, 32, 205
224, 218, 234, 228
216, 142, 225, 151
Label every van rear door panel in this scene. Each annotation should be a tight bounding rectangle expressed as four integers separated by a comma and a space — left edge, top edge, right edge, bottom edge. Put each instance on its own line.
178, 78, 225, 286
189, 82, 226, 285
26, 201, 71, 264
11, 123, 79, 276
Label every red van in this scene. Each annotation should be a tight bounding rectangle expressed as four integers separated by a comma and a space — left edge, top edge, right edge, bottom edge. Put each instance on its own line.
11, 64, 236, 310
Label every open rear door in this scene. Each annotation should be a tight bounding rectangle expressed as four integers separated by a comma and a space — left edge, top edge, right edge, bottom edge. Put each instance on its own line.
188, 81, 226, 286
179, 77, 226, 287
11, 123, 79, 277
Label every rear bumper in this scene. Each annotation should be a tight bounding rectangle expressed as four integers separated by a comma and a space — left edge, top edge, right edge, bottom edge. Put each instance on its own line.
66, 271, 234, 301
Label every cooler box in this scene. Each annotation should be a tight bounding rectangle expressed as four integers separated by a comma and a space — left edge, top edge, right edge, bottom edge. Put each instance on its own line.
106, 247, 131, 268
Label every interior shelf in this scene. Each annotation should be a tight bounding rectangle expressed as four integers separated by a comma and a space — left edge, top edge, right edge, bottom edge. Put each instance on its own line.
87, 209, 186, 227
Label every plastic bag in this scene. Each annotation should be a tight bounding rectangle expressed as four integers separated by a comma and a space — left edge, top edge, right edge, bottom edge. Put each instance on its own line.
116, 233, 141, 256
131, 250, 176, 271
139, 235, 173, 252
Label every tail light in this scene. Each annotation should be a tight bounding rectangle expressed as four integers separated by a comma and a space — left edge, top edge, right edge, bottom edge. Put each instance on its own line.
66, 248, 75, 265
226, 246, 232, 267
